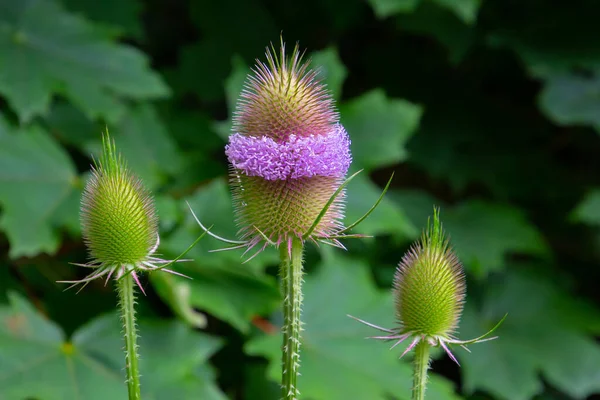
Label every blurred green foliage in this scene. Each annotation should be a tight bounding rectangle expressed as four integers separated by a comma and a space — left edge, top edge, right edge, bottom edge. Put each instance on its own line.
1, 0, 599, 399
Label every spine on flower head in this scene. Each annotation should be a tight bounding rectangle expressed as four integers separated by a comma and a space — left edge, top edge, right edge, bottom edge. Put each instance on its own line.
225, 41, 352, 252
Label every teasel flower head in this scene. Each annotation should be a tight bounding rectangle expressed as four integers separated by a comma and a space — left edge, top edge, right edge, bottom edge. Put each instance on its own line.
60, 131, 193, 293
223, 41, 352, 257
350, 208, 506, 365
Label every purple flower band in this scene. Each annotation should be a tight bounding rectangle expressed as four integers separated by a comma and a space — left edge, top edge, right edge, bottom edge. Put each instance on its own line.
225, 124, 351, 181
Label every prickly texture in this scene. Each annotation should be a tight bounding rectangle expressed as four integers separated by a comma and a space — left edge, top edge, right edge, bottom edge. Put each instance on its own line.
393, 209, 465, 337
227, 42, 351, 247
81, 136, 157, 267
230, 173, 345, 247
233, 43, 337, 141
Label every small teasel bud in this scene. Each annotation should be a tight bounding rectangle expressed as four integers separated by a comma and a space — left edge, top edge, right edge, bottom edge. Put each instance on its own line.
61, 131, 198, 292
394, 207, 465, 339
225, 40, 352, 255
81, 135, 157, 268
350, 207, 505, 365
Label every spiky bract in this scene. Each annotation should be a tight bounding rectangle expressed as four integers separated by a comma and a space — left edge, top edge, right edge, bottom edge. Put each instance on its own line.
81, 137, 157, 267
230, 174, 345, 250
394, 209, 465, 338
234, 42, 337, 141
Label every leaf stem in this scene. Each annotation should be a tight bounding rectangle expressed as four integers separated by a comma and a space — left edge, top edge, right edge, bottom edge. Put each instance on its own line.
412, 340, 430, 400
280, 237, 304, 400
117, 272, 142, 400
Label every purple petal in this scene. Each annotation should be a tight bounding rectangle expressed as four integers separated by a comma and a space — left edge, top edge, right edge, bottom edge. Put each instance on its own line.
225, 124, 351, 180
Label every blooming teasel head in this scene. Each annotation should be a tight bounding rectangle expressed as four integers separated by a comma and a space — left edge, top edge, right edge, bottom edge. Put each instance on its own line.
222, 41, 352, 257
350, 208, 506, 365
60, 131, 202, 293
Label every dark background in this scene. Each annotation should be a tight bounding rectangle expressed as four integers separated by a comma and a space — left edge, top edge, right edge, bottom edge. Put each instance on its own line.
1, 0, 600, 399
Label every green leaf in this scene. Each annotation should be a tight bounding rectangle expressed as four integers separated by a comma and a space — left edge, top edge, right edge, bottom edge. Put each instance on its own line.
74, 313, 227, 400
189, 0, 277, 64
0, 292, 124, 399
0, 119, 78, 257
157, 179, 281, 332
61, 0, 143, 38
0, 0, 169, 122
431, 0, 480, 24
111, 103, 183, 189
538, 72, 600, 129
367, 0, 479, 23
367, 0, 420, 18
223, 56, 249, 124
168, 0, 276, 103
150, 272, 207, 328
487, 5, 600, 78
396, 1, 475, 63
45, 102, 101, 150
442, 201, 550, 276
570, 189, 600, 226
47, 103, 194, 190
150, 264, 280, 333
345, 174, 416, 239
340, 89, 422, 171
486, 4, 600, 131
164, 39, 232, 103
0, 292, 226, 400
212, 55, 249, 141
246, 253, 461, 400
311, 47, 348, 101
392, 193, 550, 277
459, 268, 600, 400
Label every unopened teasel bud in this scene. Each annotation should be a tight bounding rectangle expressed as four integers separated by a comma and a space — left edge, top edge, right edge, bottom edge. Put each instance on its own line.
81, 135, 158, 268
394, 208, 465, 339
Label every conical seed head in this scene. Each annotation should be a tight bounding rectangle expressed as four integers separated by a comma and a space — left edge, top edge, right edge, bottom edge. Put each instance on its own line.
233, 41, 338, 141
80, 134, 157, 266
230, 173, 345, 246
393, 208, 465, 337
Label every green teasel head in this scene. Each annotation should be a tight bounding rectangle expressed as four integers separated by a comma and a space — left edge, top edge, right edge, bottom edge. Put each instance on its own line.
81, 133, 158, 267
349, 207, 505, 365
394, 208, 465, 338
61, 131, 199, 293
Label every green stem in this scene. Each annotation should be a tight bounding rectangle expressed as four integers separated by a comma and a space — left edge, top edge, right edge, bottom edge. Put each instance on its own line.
280, 237, 304, 400
412, 340, 430, 400
117, 272, 142, 400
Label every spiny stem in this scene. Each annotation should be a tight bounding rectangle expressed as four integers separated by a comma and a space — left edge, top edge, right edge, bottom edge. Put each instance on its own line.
412, 340, 430, 400
280, 237, 304, 400
117, 272, 142, 400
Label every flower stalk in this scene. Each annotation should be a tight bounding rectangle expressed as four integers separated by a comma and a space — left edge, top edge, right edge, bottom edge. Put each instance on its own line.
117, 273, 141, 400
412, 340, 430, 400
280, 237, 304, 399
